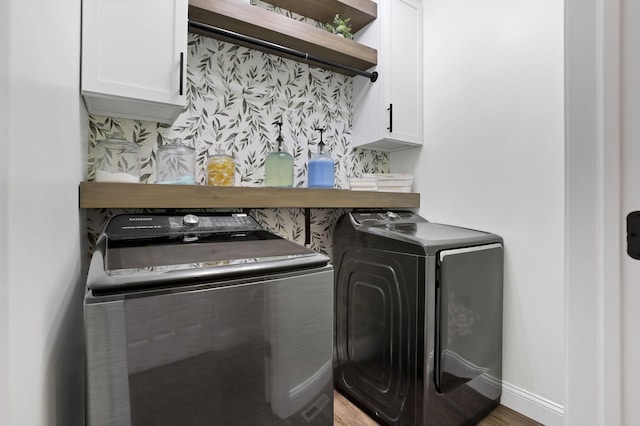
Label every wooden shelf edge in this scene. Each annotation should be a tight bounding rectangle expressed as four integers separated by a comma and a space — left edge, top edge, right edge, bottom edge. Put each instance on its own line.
261, 0, 377, 34
188, 0, 377, 75
79, 182, 420, 209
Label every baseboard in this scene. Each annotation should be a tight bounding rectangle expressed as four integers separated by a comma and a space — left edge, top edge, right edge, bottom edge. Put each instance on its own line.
500, 381, 564, 426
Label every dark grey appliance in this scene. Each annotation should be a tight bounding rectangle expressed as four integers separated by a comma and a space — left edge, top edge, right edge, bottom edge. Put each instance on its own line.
333, 211, 503, 426
84, 213, 334, 426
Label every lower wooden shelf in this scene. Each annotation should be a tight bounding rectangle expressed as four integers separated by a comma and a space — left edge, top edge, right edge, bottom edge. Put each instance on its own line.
79, 182, 420, 209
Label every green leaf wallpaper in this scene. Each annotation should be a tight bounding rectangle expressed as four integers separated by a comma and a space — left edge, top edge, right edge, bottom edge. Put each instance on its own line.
87, 32, 390, 258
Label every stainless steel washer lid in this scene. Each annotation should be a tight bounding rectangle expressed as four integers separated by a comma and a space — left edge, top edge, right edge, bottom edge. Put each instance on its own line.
87, 213, 329, 293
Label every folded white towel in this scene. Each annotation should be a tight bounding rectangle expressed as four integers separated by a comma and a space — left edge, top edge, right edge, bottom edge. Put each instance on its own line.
349, 182, 377, 188
349, 177, 378, 190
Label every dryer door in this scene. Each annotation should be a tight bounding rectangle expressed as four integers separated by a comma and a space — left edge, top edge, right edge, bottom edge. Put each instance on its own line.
434, 243, 504, 394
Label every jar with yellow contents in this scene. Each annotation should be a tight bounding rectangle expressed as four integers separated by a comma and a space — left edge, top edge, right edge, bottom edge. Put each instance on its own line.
206, 148, 235, 186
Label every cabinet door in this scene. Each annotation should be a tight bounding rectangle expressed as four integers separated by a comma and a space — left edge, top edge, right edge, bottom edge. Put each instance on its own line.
82, 0, 187, 124
352, 0, 423, 151
385, 0, 422, 147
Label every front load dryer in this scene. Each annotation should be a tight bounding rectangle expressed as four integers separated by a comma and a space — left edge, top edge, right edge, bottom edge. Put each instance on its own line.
333, 211, 504, 426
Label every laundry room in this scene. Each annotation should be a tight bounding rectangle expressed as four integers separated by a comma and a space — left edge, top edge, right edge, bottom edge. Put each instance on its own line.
3, 0, 581, 425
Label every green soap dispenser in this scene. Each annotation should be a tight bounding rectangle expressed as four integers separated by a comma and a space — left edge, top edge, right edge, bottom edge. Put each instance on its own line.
265, 121, 294, 187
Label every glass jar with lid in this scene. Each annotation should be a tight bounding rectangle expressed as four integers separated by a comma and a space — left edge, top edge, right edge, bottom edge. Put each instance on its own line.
206, 148, 235, 186
94, 131, 141, 183
156, 139, 196, 184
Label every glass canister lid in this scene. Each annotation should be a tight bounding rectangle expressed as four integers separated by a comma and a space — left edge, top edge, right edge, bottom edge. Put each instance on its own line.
158, 139, 195, 156
96, 130, 139, 152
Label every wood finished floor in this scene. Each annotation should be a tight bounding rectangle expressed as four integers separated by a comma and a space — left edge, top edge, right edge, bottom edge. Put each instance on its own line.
334, 390, 543, 426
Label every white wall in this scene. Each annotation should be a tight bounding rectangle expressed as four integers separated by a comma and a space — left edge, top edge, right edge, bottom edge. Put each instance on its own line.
4, 0, 87, 424
1, 0, 10, 423
392, 0, 565, 418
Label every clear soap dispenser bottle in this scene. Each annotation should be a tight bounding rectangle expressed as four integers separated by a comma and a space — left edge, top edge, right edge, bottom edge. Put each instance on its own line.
265, 121, 294, 187
308, 127, 335, 188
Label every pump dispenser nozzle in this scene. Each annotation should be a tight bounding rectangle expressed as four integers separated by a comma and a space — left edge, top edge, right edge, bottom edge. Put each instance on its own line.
314, 127, 326, 154
275, 121, 284, 152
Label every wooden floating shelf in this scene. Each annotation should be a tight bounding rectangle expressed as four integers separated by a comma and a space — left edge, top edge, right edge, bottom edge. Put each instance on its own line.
261, 0, 377, 34
188, 0, 377, 76
79, 182, 420, 209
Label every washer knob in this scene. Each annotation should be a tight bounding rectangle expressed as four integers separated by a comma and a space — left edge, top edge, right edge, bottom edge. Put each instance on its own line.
183, 214, 200, 227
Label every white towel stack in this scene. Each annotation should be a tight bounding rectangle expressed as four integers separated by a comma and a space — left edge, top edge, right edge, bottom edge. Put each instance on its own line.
349, 173, 413, 192
349, 176, 378, 191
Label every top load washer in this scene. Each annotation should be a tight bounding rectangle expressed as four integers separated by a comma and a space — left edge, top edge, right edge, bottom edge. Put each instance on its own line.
333, 211, 504, 426
84, 212, 334, 426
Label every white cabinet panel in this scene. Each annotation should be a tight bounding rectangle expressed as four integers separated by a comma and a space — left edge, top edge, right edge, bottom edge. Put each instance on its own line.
82, 0, 187, 124
353, 0, 423, 151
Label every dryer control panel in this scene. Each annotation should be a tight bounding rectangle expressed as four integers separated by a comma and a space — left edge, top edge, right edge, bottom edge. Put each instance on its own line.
351, 210, 423, 225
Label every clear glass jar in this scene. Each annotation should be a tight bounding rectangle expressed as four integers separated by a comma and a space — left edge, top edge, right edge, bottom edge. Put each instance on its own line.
157, 139, 196, 184
206, 149, 235, 186
94, 133, 141, 183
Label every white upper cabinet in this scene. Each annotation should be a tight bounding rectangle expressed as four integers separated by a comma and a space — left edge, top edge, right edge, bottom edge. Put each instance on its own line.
352, 0, 423, 151
81, 0, 188, 124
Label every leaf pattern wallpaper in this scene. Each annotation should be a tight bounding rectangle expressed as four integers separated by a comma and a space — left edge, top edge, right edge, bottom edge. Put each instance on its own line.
87, 27, 390, 258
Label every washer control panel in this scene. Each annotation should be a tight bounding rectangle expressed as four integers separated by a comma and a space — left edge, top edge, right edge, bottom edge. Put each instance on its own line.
106, 213, 262, 240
